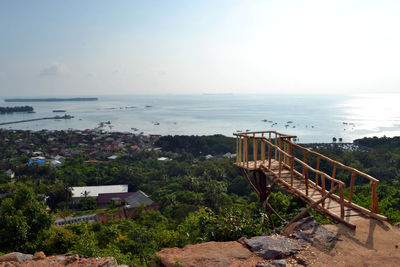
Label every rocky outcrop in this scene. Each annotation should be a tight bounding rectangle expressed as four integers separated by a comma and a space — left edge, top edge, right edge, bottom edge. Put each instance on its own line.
0, 252, 118, 267
240, 235, 303, 260
0, 253, 33, 263
156, 217, 342, 266
290, 216, 339, 245
156, 241, 267, 267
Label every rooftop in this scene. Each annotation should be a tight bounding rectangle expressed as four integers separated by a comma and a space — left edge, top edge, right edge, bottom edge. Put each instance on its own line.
71, 184, 128, 198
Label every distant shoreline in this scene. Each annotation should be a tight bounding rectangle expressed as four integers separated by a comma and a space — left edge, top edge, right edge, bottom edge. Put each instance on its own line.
4, 97, 98, 102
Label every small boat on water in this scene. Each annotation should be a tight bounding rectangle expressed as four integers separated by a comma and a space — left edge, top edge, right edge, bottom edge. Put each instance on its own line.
53, 110, 66, 112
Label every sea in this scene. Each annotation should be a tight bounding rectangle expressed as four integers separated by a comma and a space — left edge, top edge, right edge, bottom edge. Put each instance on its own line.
1, 94, 400, 143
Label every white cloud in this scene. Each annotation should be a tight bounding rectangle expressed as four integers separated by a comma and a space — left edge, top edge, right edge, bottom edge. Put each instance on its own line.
39, 63, 68, 76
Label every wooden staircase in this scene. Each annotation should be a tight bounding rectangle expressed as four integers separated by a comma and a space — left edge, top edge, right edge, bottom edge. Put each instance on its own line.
234, 131, 389, 229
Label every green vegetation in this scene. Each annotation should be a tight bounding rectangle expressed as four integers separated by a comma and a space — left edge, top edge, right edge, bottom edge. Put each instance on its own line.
0, 106, 34, 113
0, 184, 53, 252
0, 132, 399, 266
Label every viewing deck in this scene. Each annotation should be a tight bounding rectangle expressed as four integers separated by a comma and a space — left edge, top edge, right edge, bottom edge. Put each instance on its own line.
234, 131, 389, 229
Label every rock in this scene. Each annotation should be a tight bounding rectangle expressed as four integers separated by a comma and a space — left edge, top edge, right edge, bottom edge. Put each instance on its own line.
242, 236, 303, 260
157, 241, 266, 267
268, 259, 287, 267
256, 259, 287, 267
294, 216, 320, 231
0, 252, 33, 263
292, 216, 339, 244
32, 251, 46, 260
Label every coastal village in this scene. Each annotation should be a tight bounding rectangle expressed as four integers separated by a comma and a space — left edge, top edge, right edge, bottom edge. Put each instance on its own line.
0, 129, 166, 224
0, 128, 161, 161
0, 128, 236, 226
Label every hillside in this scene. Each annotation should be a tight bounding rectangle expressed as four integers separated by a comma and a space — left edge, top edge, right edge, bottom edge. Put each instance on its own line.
0, 131, 400, 266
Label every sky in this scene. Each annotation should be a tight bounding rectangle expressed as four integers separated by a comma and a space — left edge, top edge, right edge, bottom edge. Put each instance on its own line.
1, 0, 400, 96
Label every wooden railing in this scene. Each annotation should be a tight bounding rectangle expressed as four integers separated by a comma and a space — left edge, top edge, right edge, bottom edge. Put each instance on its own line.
234, 131, 383, 220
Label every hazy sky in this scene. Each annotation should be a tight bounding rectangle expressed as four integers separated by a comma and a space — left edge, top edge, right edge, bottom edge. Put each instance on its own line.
1, 0, 400, 96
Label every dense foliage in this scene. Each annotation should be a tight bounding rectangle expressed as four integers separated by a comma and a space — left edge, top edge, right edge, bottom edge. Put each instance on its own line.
155, 134, 235, 156
0, 184, 53, 252
0, 133, 399, 266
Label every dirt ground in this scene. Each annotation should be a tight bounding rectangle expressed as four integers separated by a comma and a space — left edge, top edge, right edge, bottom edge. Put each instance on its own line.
288, 217, 400, 267
157, 217, 400, 267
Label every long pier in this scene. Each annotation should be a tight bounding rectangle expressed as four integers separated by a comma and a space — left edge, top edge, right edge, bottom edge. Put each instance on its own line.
234, 131, 388, 229
0, 115, 73, 126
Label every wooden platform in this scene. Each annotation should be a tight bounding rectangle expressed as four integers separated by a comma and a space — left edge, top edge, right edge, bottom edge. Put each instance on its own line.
234, 130, 388, 230
236, 160, 381, 229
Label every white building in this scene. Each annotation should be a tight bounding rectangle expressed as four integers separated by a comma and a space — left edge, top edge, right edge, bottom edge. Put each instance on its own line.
71, 184, 128, 200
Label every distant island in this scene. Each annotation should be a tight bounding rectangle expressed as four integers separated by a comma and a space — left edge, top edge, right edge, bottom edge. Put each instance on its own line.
0, 106, 34, 114
4, 97, 98, 102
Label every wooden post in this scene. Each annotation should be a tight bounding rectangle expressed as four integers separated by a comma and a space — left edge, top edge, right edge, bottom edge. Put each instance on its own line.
261, 139, 265, 163
315, 157, 320, 187
290, 156, 294, 187
278, 150, 282, 177
274, 133, 278, 160
321, 174, 326, 208
331, 164, 337, 191
340, 184, 344, 219
239, 137, 243, 165
245, 137, 249, 168
236, 136, 239, 163
371, 182, 378, 213
258, 170, 267, 203
268, 141, 272, 168
349, 171, 355, 203
242, 137, 245, 167
283, 141, 287, 164
302, 151, 308, 178
253, 135, 257, 168
279, 137, 282, 157
305, 166, 309, 196
247, 137, 249, 168
374, 184, 379, 213
269, 132, 271, 158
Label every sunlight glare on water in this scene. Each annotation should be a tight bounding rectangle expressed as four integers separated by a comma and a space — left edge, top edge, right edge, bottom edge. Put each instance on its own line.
340, 94, 400, 130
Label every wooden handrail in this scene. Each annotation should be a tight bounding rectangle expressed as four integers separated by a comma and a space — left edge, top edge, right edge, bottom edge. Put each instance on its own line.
262, 138, 293, 159
290, 142, 379, 183
293, 158, 346, 186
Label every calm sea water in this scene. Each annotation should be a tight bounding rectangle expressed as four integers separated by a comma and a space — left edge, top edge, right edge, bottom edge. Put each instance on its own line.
1, 94, 400, 143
